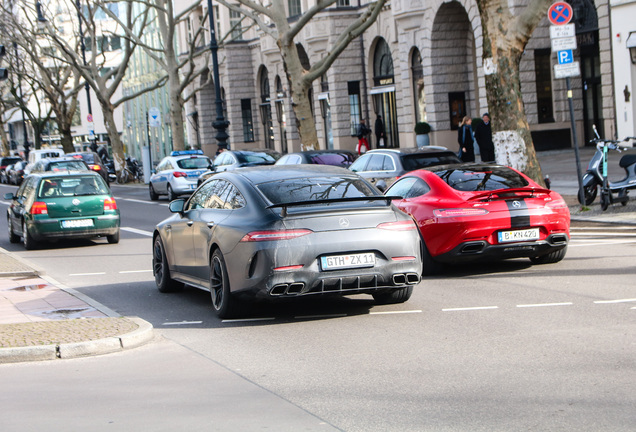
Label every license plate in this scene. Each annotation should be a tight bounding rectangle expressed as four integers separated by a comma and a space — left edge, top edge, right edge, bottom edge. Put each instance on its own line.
321, 252, 375, 271
61, 219, 94, 228
497, 228, 540, 243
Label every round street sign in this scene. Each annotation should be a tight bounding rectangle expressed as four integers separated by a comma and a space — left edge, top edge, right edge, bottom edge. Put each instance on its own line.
548, 2, 573, 26
87, 113, 93, 123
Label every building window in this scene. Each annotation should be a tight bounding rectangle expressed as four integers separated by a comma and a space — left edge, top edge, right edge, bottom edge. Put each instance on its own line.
348, 81, 361, 136
288, 0, 301, 17
337, 0, 350, 6
229, 7, 243, 41
534, 49, 554, 123
241, 99, 254, 142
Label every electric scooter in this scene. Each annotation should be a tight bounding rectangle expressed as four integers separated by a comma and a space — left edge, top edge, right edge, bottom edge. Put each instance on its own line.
578, 126, 636, 210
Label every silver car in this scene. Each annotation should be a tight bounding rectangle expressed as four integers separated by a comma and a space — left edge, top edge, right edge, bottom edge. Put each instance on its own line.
149, 150, 211, 201
153, 165, 422, 319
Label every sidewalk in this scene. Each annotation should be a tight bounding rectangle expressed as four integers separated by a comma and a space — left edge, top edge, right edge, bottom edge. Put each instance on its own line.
0, 248, 153, 363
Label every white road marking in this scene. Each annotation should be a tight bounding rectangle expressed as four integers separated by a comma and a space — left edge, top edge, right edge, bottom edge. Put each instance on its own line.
116, 198, 157, 205
162, 321, 203, 326
119, 270, 152, 274
120, 227, 153, 236
569, 240, 636, 247
295, 314, 348, 319
571, 232, 636, 237
593, 298, 636, 304
69, 272, 106, 276
221, 317, 276, 323
370, 310, 423, 315
516, 302, 573, 308
442, 306, 499, 312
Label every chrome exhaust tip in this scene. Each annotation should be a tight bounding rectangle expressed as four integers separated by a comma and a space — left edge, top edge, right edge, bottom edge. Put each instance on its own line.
393, 274, 406, 285
287, 283, 304, 294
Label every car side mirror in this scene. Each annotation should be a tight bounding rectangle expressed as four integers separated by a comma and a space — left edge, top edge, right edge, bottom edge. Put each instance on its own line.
375, 180, 388, 193
4, 192, 15, 200
168, 198, 185, 213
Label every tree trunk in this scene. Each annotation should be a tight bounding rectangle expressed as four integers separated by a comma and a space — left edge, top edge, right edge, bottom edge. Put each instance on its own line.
168, 68, 185, 151
101, 104, 126, 172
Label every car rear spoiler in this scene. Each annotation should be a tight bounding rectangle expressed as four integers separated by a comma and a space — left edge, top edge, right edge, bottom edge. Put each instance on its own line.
268, 196, 401, 217
467, 187, 552, 201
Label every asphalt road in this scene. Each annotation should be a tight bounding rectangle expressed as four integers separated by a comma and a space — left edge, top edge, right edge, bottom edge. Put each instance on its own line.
0, 183, 634, 431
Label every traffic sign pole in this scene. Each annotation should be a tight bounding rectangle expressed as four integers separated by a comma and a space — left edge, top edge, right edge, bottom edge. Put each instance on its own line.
566, 77, 586, 207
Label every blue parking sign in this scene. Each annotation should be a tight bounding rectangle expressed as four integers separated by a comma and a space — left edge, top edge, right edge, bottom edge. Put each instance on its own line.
557, 50, 573, 65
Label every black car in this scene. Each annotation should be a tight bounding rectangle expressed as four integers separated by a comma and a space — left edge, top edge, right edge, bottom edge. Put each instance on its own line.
154, 165, 422, 319
0, 157, 23, 184
29, 157, 90, 174
275, 150, 356, 167
197, 149, 281, 185
7, 161, 29, 185
349, 147, 462, 190
66, 152, 110, 185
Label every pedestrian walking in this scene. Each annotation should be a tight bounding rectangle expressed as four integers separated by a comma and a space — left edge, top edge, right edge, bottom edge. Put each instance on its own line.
356, 119, 371, 155
474, 112, 495, 163
457, 116, 475, 162
375, 114, 385, 147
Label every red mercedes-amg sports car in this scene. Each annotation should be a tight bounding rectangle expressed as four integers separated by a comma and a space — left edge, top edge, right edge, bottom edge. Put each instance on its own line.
385, 164, 570, 274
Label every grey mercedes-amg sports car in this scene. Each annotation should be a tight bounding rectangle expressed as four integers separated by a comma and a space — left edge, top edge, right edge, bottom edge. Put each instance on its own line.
153, 165, 422, 318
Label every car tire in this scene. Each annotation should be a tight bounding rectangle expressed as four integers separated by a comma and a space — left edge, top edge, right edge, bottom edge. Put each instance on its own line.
149, 183, 159, 201
8, 217, 19, 243
106, 230, 120, 244
167, 184, 177, 202
373, 286, 413, 305
421, 237, 444, 276
210, 249, 241, 319
153, 236, 182, 293
22, 219, 37, 250
530, 246, 567, 265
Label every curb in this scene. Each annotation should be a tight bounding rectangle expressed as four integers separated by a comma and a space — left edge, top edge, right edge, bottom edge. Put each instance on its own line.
0, 316, 154, 364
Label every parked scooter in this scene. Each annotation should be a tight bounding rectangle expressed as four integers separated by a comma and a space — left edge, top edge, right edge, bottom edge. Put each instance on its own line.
578, 126, 636, 210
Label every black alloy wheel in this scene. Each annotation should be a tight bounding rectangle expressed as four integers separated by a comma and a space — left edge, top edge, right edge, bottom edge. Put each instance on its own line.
7, 217, 19, 243
149, 183, 159, 201
153, 236, 182, 292
22, 219, 37, 250
167, 184, 176, 202
210, 249, 240, 319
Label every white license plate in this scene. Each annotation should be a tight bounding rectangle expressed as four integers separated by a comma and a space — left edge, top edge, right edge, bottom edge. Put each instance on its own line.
497, 228, 540, 243
321, 252, 375, 271
61, 219, 94, 228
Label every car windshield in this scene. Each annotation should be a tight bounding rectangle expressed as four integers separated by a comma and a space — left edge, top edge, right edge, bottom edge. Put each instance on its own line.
236, 152, 278, 165
257, 176, 379, 205
176, 157, 210, 169
400, 153, 462, 171
49, 161, 88, 171
433, 166, 529, 191
38, 175, 109, 198
310, 153, 354, 166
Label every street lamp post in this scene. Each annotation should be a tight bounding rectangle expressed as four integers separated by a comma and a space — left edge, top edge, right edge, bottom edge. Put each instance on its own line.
206, 0, 229, 151
13, 42, 29, 157
75, 0, 96, 151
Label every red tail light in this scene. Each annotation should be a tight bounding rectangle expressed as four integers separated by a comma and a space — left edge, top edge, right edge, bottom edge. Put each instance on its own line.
103, 197, 117, 211
377, 220, 417, 231
433, 208, 489, 218
240, 229, 313, 242
546, 197, 568, 209
30, 201, 48, 215
173, 171, 187, 178
89, 164, 101, 171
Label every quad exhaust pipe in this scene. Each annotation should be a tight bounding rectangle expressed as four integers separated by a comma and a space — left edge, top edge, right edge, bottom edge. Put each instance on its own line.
392, 273, 420, 286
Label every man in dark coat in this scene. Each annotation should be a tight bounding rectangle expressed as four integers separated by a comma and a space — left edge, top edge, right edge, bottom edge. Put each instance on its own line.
474, 112, 495, 163
374, 114, 385, 147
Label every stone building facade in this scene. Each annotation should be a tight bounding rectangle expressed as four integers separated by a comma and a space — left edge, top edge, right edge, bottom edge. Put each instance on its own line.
182, 0, 615, 158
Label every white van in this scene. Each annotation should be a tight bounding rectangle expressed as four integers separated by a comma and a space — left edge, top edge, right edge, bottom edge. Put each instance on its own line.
25, 148, 65, 176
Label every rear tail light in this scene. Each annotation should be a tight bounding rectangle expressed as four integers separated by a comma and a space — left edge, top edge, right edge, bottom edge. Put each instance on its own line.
173, 171, 187, 178
546, 198, 568, 209
89, 164, 102, 171
433, 208, 489, 218
30, 201, 48, 215
103, 197, 117, 211
377, 220, 417, 231
273, 265, 305, 271
391, 256, 416, 261
240, 229, 313, 242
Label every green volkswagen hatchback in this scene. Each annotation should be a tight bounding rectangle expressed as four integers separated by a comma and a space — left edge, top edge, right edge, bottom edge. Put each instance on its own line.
5, 171, 120, 249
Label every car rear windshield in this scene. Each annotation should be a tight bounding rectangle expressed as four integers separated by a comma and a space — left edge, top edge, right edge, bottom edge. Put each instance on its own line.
310, 153, 354, 166
49, 161, 88, 171
1, 157, 22, 166
400, 153, 462, 171
433, 166, 529, 191
38, 175, 109, 198
257, 176, 379, 205
236, 152, 278, 165
176, 157, 210, 169
73, 153, 95, 163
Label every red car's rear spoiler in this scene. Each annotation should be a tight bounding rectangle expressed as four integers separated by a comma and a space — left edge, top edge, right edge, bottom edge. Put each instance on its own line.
467, 187, 552, 201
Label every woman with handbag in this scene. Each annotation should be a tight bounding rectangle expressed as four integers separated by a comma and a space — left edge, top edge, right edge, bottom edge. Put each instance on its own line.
457, 116, 475, 162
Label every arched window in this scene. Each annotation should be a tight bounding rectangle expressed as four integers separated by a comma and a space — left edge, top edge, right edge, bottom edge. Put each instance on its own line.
373, 39, 394, 86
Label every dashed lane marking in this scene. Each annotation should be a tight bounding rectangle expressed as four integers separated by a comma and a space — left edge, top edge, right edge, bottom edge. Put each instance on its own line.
295, 313, 348, 319
119, 270, 152, 274
163, 321, 203, 326
369, 310, 423, 315
120, 227, 153, 236
442, 306, 499, 312
593, 298, 636, 304
516, 302, 573, 308
116, 198, 157, 205
69, 272, 106, 276
221, 317, 276, 323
